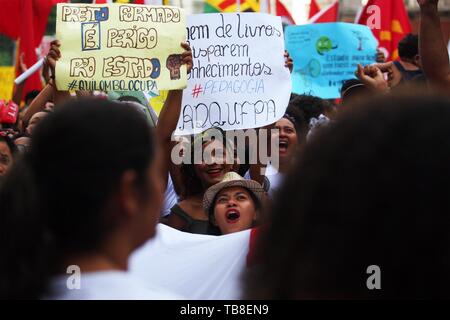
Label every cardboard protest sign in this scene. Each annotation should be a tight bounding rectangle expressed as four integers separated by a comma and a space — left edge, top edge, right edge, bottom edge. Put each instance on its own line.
55, 3, 187, 92
0, 67, 15, 101
285, 22, 377, 99
175, 13, 291, 135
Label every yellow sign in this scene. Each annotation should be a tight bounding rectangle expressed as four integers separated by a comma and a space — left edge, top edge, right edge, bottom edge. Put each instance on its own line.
0, 67, 15, 100
55, 3, 187, 92
149, 89, 168, 115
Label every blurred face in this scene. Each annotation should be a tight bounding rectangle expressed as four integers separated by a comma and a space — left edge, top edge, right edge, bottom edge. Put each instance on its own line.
213, 186, 257, 235
0, 141, 13, 176
26, 112, 48, 136
194, 139, 232, 188
129, 150, 165, 248
273, 117, 298, 164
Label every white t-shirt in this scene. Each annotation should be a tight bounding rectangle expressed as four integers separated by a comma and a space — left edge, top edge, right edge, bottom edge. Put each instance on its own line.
45, 271, 182, 300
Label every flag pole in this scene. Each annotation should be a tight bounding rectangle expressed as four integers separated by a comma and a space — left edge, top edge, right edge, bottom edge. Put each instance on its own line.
14, 59, 44, 85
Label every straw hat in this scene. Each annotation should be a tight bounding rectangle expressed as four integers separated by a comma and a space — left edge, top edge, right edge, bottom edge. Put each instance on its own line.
203, 172, 265, 214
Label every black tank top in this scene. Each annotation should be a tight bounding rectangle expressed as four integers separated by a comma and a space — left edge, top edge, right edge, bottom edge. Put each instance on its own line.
169, 204, 221, 236
393, 61, 424, 83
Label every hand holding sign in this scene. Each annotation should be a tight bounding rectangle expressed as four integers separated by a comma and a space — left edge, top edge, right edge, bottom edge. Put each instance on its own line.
180, 42, 193, 74
45, 40, 61, 79
284, 51, 293, 73
43, 41, 62, 89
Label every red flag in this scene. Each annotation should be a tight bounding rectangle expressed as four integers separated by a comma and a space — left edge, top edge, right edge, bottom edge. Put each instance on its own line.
309, 0, 320, 20
308, 0, 339, 24
0, 0, 21, 40
18, 0, 51, 97
356, 0, 412, 61
0, 0, 66, 99
276, 0, 295, 25
259, 0, 295, 25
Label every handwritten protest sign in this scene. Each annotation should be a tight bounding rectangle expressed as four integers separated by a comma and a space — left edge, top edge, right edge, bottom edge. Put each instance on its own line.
55, 3, 186, 92
175, 13, 291, 135
285, 22, 377, 99
0, 67, 15, 100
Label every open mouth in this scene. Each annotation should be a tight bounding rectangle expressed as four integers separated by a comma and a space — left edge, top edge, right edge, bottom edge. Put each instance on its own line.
226, 209, 241, 224
279, 140, 289, 153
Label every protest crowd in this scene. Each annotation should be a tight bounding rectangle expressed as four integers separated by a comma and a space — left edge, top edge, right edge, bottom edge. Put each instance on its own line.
0, 0, 450, 300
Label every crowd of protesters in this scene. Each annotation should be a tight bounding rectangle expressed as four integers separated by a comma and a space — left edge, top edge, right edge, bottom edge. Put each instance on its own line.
0, 0, 449, 299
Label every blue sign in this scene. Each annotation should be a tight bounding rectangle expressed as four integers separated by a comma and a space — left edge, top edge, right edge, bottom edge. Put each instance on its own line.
285, 22, 378, 99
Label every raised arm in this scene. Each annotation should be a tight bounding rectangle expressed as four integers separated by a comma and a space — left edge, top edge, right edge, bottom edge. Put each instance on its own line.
22, 41, 71, 128
44, 40, 72, 106
155, 43, 192, 192
12, 53, 28, 106
418, 0, 450, 90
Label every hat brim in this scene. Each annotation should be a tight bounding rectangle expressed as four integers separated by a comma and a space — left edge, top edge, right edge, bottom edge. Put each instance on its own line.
203, 179, 265, 213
